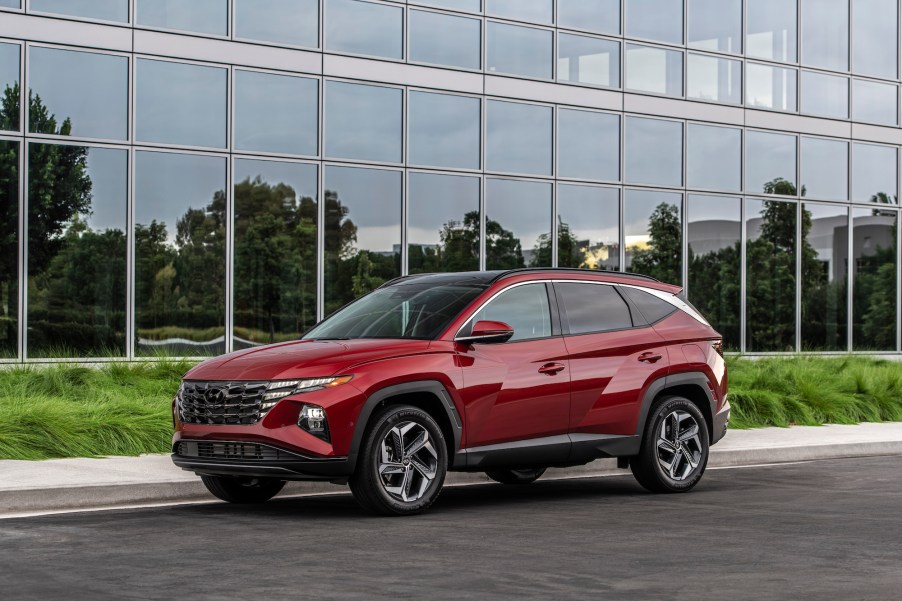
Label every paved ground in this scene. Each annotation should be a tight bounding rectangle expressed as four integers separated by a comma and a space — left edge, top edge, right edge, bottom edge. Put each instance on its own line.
1, 456, 901, 600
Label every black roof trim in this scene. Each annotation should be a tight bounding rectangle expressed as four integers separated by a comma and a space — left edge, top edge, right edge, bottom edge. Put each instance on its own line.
491, 268, 661, 284
379, 269, 661, 289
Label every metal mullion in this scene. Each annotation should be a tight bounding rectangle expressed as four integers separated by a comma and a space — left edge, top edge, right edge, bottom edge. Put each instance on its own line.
619, 186, 625, 272
126, 146, 135, 360
224, 156, 234, 354
317, 160, 325, 323
846, 203, 853, 353
20, 140, 28, 361
897, 209, 901, 352
796, 198, 802, 353
551, 105, 558, 267
740, 195, 747, 353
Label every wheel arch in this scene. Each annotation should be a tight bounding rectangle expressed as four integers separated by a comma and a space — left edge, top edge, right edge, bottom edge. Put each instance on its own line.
636, 372, 716, 442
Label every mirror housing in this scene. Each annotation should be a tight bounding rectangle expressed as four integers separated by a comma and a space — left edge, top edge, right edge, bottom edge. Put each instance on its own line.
455, 320, 515, 344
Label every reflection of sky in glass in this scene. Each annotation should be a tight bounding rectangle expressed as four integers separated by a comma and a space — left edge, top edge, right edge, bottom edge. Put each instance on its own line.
557, 184, 619, 269
82, 147, 127, 232
687, 124, 741, 192
31, 0, 128, 22
853, 79, 898, 126
746, 0, 797, 62
801, 138, 848, 201
687, 54, 741, 104
416, 0, 480, 11
853, 0, 898, 79
137, 59, 227, 148
486, 178, 551, 264
624, 189, 681, 249
0, 42, 18, 108
0, 0, 19, 8
487, 100, 552, 175
625, 44, 683, 96
235, 159, 317, 203
746, 131, 796, 194
625, 117, 682, 187
326, 0, 402, 58
688, 0, 741, 53
325, 166, 401, 253
235, 70, 318, 156
558, 34, 619, 87
487, 0, 552, 23
137, 0, 228, 35
687, 194, 741, 256
625, 0, 683, 44
852, 143, 898, 202
801, 0, 848, 71
746, 63, 797, 111
410, 10, 482, 70
409, 172, 479, 248
487, 22, 552, 79
558, 109, 619, 181
325, 81, 402, 163
800, 71, 848, 119
30, 47, 127, 140
235, 0, 318, 47
135, 151, 226, 244
558, 0, 619, 35
409, 91, 480, 170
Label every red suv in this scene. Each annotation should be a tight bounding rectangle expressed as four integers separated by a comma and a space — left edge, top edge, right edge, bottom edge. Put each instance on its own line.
172, 269, 730, 515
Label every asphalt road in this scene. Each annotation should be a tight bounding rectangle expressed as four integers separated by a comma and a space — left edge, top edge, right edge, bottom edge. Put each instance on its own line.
1, 456, 901, 601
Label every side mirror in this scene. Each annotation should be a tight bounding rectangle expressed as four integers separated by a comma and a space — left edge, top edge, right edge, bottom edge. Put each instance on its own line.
455, 320, 515, 344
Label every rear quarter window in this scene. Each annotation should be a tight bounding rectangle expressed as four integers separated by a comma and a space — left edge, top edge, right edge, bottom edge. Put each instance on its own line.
621, 287, 678, 325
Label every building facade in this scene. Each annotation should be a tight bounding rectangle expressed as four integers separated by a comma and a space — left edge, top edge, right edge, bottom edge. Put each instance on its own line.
0, 0, 900, 361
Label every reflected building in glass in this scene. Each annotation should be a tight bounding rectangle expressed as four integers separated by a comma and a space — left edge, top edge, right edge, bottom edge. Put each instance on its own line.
0, 0, 901, 359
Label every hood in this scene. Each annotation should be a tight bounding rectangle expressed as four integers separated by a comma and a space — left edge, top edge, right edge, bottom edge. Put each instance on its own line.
183, 339, 433, 381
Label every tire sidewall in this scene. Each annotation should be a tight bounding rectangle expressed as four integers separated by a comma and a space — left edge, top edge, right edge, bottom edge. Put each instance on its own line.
646, 397, 710, 492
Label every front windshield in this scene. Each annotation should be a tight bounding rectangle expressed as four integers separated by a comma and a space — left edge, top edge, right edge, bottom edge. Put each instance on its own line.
304, 284, 486, 340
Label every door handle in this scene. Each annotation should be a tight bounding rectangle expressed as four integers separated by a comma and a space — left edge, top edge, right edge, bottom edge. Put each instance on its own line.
538, 362, 566, 375
638, 352, 663, 363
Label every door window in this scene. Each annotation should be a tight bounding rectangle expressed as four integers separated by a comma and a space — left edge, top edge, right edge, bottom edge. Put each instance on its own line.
556, 283, 633, 335
469, 284, 552, 341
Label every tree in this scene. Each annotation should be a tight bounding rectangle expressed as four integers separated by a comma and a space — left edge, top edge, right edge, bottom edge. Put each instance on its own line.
630, 202, 682, 284
531, 219, 582, 268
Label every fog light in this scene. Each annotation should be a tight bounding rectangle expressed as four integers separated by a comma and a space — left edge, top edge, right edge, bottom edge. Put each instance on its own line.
298, 404, 330, 442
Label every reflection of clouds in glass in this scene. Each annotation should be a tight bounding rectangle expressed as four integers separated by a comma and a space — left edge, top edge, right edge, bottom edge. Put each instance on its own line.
558, 34, 619, 87
31, 0, 128, 22
746, 0, 796, 62
487, 22, 552, 79
82, 147, 127, 232
746, 63, 796, 111
409, 92, 480, 169
687, 194, 741, 256
409, 173, 479, 246
626, 44, 683, 96
235, 0, 319, 47
487, 178, 551, 249
853, 79, 898, 126
800, 71, 848, 119
626, 116, 682, 187
137, 0, 228, 35
801, 138, 848, 201
487, 100, 552, 175
326, 0, 402, 58
326, 166, 401, 253
136, 151, 226, 244
235, 70, 318, 156
487, 0, 552, 23
746, 131, 796, 193
687, 124, 741, 191
852, 143, 898, 202
558, 0, 619, 34
687, 54, 741, 104
625, 0, 683, 43
853, 0, 898, 78
409, 10, 481, 70
0, 42, 18, 97
557, 184, 618, 245
625, 189, 681, 243
325, 81, 402, 163
558, 109, 619, 181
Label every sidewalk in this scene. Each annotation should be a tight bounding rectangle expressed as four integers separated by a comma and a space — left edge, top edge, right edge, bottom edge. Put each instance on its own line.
2, 422, 902, 517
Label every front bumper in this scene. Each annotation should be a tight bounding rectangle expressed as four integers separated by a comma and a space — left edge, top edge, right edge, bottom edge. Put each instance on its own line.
171, 439, 354, 481
711, 396, 731, 445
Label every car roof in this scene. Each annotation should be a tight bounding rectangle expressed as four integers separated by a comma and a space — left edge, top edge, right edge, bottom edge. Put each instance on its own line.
383, 269, 681, 294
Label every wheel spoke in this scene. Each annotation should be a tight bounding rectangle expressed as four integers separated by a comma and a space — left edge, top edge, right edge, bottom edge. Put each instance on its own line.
401, 469, 414, 502
389, 427, 404, 459
410, 457, 436, 480
669, 449, 682, 479
670, 412, 681, 445
678, 423, 699, 443
657, 438, 676, 454
404, 429, 429, 457
379, 462, 405, 476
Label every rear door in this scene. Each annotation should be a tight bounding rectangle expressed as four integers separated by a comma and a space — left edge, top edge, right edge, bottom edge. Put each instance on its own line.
555, 282, 670, 437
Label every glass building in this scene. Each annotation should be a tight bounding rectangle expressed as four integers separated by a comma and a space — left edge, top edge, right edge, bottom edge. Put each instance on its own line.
0, 0, 900, 360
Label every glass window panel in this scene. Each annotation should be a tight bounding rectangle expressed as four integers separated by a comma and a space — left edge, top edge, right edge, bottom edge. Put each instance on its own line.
557, 184, 620, 271
687, 124, 741, 192
135, 151, 226, 357
800, 71, 849, 119
852, 0, 898, 79
558, 33, 620, 88
746, 131, 797, 195
485, 178, 552, 269
234, 159, 318, 348
0, 0, 18, 7
235, 0, 319, 48
557, 0, 620, 35
325, 81, 402, 163
624, 189, 682, 285
558, 109, 619, 182
410, 10, 481, 70
324, 166, 401, 314
747, 0, 797, 62
0, 140, 17, 358
487, 21, 553, 79
414, 0, 480, 11
852, 143, 898, 203
235, 70, 318, 156
801, 0, 848, 71
325, 0, 403, 59
408, 173, 481, 274
409, 91, 480, 170
557, 283, 633, 334
136, 0, 227, 35
688, 195, 741, 350
31, 0, 127, 22
688, 0, 741, 53
471, 283, 552, 341
746, 198, 797, 352
136, 59, 227, 148
486, 0, 551, 23
746, 63, 797, 111
0, 42, 19, 132
802, 203, 849, 351
625, 0, 683, 44
687, 53, 742, 105
625, 44, 683, 97
853, 79, 899, 126
27, 145, 126, 358
852, 207, 898, 350
29, 47, 127, 140
486, 100, 552, 175
800, 138, 848, 201
625, 117, 682, 187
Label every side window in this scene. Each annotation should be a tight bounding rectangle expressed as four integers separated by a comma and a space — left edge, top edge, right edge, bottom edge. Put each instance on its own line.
470, 284, 552, 341
556, 283, 633, 335
621, 287, 678, 324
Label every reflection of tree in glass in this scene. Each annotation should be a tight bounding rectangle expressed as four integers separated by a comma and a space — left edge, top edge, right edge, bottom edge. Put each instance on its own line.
853, 208, 897, 350
408, 211, 525, 275
0, 85, 18, 355
629, 202, 682, 285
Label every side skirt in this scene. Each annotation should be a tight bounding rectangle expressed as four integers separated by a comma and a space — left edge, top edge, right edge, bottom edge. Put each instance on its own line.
453, 433, 641, 471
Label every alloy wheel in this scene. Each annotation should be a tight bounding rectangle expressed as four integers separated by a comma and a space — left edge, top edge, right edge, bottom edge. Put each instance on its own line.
656, 410, 703, 481
378, 421, 440, 502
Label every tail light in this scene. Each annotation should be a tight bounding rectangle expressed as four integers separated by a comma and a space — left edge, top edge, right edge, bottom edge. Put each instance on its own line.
711, 339, 724, 357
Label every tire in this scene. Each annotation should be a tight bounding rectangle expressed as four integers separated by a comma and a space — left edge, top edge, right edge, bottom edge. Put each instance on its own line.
200, 475, 286, 504
630, 396, 710, 494
485, 468, 547, 485
349, 405, 448, 516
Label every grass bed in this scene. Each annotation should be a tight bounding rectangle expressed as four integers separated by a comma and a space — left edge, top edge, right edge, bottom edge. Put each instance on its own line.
0, 357, 901, 460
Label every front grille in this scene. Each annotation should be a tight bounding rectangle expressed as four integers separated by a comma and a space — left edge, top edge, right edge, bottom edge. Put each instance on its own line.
177, 381, 269, 425
176, 440, 304, 461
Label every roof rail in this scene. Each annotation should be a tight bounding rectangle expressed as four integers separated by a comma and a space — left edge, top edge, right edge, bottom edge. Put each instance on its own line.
491, 268, 661, 284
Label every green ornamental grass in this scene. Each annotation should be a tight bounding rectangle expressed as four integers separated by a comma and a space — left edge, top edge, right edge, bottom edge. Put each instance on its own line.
0, 357, 901, 460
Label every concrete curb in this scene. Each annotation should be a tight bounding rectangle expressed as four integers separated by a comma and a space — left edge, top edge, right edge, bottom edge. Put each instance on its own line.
3, 438, 901, 517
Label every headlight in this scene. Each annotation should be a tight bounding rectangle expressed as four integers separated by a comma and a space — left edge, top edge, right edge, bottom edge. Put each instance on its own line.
261, 376, 353, 410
